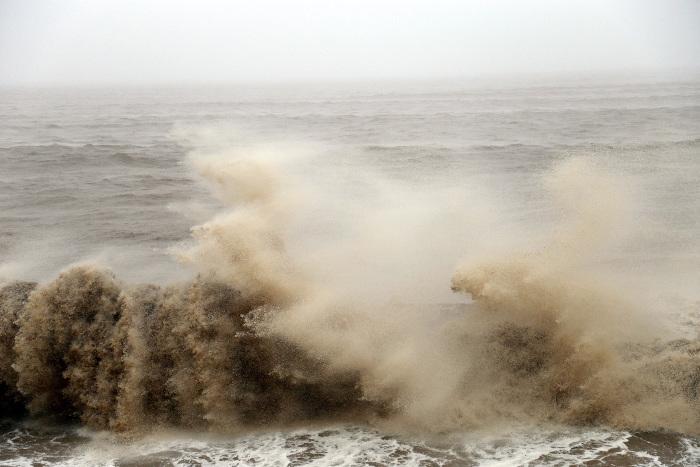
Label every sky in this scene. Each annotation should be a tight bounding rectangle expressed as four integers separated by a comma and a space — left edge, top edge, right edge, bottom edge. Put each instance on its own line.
1, 0, 699, 85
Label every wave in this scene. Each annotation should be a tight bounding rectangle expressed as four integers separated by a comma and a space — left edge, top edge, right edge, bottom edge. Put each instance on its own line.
364, 138, 700, 155
0, 144, 180, 171
0, 140, 699, 437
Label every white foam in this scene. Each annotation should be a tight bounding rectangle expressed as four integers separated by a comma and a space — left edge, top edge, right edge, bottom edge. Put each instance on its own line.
6, 425, 691, 466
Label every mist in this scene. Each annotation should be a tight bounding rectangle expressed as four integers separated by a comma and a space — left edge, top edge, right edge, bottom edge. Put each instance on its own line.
1, 0, 700, 86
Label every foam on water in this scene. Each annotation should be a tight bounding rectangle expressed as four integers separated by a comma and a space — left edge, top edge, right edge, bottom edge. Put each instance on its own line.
2, 423, 699, 466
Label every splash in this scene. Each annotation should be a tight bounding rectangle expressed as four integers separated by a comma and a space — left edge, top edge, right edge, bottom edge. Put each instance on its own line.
0, 142, 698, 436
449, 159, 699, 433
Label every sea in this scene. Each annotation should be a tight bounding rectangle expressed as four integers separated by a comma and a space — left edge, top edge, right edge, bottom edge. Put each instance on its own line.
0, 73, 699, 465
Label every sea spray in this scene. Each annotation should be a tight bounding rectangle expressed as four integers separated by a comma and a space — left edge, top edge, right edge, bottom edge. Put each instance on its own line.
0, 280, 35, 417
0, 146, 698, 436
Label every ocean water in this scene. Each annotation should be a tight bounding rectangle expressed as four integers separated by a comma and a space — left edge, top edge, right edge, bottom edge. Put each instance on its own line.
0, 76, 699, 465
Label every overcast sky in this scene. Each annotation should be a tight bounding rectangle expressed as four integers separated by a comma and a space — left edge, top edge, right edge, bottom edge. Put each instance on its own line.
1, 0, 699, 85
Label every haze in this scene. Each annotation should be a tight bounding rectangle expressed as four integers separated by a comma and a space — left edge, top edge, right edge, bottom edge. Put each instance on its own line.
1, 0, 699, 85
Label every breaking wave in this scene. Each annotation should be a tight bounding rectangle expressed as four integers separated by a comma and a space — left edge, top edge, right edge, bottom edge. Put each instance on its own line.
1, 139, 699, 437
